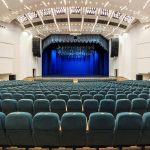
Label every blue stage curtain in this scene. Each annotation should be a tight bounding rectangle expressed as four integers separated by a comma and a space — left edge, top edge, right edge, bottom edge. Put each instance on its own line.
42, 49, 109, 77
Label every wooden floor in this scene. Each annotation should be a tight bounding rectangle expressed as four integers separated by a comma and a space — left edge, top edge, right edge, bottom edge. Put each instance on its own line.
24, 76, 128, 81
1, 147, 150, 150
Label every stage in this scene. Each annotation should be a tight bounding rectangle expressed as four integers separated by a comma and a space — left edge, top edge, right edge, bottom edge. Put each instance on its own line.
24, 76, 127, 81
42, 35, 109, 77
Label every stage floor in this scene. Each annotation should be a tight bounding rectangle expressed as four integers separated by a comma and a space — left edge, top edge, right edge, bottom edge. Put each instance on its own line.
24, 76, 127, 81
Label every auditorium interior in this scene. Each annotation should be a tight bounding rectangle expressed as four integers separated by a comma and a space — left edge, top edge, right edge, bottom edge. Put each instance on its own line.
1, 0, 150, 150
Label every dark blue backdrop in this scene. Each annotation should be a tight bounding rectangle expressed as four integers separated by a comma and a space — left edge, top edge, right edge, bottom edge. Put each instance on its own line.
42, 47, 109, 77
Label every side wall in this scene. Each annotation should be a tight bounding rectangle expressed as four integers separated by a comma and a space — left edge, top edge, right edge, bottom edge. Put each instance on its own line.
109, 23, 150, 80
0, 22, 41, 80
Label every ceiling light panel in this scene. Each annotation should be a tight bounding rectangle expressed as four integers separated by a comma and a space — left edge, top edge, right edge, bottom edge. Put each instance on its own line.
85, 7, 97, 15
70, 7, 81, 14
17, 7, 134, 24
53, 7, 66, 15
17, 15, 28, 23
27, 11, 39, 20
38, 8, 52, 17
1, 0, 146, 38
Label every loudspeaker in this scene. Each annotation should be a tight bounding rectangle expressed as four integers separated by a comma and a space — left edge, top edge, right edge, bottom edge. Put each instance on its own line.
111, 38, 119, 57
136, 74, 143, 80
32, 38, 41, 57
9, 75, 16, 80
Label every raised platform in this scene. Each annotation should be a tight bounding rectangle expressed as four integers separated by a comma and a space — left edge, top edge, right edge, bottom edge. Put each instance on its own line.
24, 76, 127, 81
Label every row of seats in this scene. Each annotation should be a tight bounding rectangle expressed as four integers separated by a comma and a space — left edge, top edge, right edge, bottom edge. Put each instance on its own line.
1, 98, 150, 117
1, 111, 150, 149
1, 83, 149, 91
0, 93, 150, 102
1, 90, 150, 96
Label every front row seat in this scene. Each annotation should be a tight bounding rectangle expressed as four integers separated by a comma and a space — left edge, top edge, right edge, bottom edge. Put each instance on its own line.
61, 112, 86, 147
0, 112, 10, 147
33, 112, 60, 147
5, 112, 34, 147
113, 112, 142, 147
88, 112, 115, 147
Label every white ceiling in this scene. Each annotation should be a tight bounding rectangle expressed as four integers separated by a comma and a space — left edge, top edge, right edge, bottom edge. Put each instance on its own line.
0, 0, 150, 38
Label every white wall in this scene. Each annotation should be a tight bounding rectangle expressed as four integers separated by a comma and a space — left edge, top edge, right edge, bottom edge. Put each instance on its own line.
0, 22, 41, 80
1, 21, 150, 80
109, 23, 150, 80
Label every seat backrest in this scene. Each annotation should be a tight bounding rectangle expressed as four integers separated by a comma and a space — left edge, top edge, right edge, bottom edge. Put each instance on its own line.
138, 94, 149, 100
127, 93, 138, 101
13, 93, 24, 101
26, 91, 34, 95
71, 91, 79, 95
116, 94, 127, 100
89, 91, 97, 96
5, 112, 34, 146
88, 112, 115, 146
67, 100, 82, 112
107, 91, 115, 94
33, 112, 60, 147
35, 94, 46, 100
0, 112, 10, 146
125, 91, 132, 95
115, 99, 131, 115
24, 94, 35, 101
105, 94, 116, 101
50, 99, 66, 117
98, 91, 106, 96
34, 99, 50, 114
147, 99, 150, 112
139, 112, 150, 145
80, 91, 88, 96
131, 98, 147, 115
0, 100, 2, 112
93, 94, 104, 103
70, 94, 80, 100
113, 112, 142, 147
17, 99, 34, 115
58, 94, 69, 102
99, 99, 115, 114
83, 99, 98, 118
62, 91, 70, 95
2, 99, 17, 115
2, 93, 13, 100
81, 94, 93, 102
141, 91, 149, 94
46, 94, 57, 102
133, 91, 141, 95
127, 94, 138, 101
53, 91, 61, 96
35, 91, 43, 95
61, 112, 86, 147
43, 91, 52, 96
